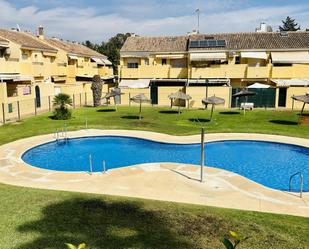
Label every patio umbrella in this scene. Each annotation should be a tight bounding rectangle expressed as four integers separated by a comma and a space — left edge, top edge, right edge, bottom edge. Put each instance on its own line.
232, 88, 256, 115
291, 93, 309, 122
202, 95, 225, 121
102, 89, 124, 110
168, 90, 192, 114
130, 93, 151, 120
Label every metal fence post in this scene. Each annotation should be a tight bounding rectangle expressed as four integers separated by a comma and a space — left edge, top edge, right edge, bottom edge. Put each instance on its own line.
73, 94, 76, 109
17, 101, 21, 121
48, 96, 51, 111
34, 98, 37, 116
2, 103, 5, 124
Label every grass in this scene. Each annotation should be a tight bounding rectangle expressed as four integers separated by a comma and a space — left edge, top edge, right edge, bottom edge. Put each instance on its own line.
0, 106, 308, 146
0, 183, 308, 249
0, 106, 308, 248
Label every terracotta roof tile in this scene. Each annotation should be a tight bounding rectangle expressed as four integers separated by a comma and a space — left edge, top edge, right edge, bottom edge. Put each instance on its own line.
46, 39, 107, 58
0, 29, 57, 52
121, 32, 309, 53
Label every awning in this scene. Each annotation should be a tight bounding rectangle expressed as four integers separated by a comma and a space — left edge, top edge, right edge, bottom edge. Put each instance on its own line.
188, 78, 230, 85
271, 51, 309, 64
43, 51, 57, 57
156, 54, 186, 59
68, 54, 78, 60
102, 59, 112, 65
247, 83, 270, 88
271, 79, 309, 87
91, 57, 104, 65
0, 74, 33, 82
52, 76, 66, 82
119, 79, 150, 89
241, 52, 267, 60
190, 52, 227, 61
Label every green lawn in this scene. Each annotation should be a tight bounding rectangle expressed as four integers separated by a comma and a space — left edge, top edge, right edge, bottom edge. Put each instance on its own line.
0, 106, 308, 146
0, 183, 308, 249
0, 106, 308, 249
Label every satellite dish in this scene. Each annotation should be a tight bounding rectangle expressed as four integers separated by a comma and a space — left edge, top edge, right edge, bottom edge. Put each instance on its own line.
4, 48, 11, 56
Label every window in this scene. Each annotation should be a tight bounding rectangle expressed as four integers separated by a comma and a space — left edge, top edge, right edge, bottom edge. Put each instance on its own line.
235, 56, 240, 64
23, 86, 31, 95
144, 58, 149, 65
162, 58, 167, 65
0, 48, 5, 58
127, 62, 138, 68
8, 103, 13, 113
273, 63, 292, 67
22, 53, 28, 60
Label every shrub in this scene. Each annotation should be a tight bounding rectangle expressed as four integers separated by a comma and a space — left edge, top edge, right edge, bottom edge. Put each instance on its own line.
53, 94, 73, 120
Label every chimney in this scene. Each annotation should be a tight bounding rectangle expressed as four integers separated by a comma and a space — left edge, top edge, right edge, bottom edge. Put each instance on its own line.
38, 26, 44, 39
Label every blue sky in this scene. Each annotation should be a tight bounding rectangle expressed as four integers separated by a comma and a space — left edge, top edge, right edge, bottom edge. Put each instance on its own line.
1, 0, 309, 42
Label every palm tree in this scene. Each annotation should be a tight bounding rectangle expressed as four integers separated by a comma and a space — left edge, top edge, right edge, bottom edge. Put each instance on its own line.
91, 75, 103, 107
53, 93, 73, 120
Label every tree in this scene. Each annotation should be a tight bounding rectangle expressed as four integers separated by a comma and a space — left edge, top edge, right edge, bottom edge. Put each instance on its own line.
83, 33, 131, 73
53, 94, 73, 120
279, 16, 300, 31
91, 74, 103, 107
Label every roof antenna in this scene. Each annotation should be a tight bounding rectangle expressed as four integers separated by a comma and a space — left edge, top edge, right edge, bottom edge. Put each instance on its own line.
195, 9, 200, 34
16, 24, 21, 32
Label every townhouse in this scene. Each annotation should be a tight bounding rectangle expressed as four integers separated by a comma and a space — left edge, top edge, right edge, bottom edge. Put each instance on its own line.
119, 31, 309, 109
0, 27, 113, 122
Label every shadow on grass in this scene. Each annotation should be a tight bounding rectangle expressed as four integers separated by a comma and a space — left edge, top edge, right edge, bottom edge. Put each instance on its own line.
97, 109, 116, 112
17, 198, 194, 249
297, 113, 309, 117
121, 115, 142, 120
219, 111, 241, 115
159, 110, 179, 114
269, 120, 298, 125
188, 118, 211, 123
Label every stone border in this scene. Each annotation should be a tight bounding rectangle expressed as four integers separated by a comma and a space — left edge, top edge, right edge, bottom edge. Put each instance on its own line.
0, 129, 308, 217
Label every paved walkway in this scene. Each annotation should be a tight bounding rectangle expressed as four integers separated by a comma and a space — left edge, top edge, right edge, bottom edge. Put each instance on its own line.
0, 129, 308, 217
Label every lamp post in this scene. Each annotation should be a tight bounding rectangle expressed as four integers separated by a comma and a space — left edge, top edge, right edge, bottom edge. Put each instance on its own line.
200, 127, 205, 182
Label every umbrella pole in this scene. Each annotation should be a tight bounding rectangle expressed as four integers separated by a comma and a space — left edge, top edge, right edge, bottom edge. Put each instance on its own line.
299, 102, 306, 124
139, 101, 142, 120
210, 104, 214, 121
200, 127, 205, 182
114, 97, 117, 111
178, 103, 180, 114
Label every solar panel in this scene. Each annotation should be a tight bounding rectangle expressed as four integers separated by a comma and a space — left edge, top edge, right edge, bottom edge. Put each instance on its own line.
189, 41, 199, 48
189, 39, 226, 48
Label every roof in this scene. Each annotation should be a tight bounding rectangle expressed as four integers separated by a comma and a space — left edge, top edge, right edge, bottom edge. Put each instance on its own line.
121, 36, 188, 53
121, 32, 309, 53
189, 32, 309, 51
0, 29, 57, 52
46, 38, 107, 58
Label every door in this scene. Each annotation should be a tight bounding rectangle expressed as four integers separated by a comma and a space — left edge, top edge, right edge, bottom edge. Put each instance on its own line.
35, 86, 41, 108
278, 88, 287, 107
150, 85, 158, 105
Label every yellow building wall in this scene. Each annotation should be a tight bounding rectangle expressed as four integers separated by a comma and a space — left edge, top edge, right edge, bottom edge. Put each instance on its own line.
157, 87, 185, 106
286, 87, 309, 109
119, 88, 151, 106
186, 86, 231, 109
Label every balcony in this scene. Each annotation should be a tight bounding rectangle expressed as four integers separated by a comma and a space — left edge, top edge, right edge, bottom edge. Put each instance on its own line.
31, 62, 45, 77
247, 66, 271, 78
0, 60, 20, 74
120, 65, 188, 79
191, 65, 247, 78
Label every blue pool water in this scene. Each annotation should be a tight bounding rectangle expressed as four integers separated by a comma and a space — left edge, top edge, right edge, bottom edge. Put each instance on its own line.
22, 136, 309, 192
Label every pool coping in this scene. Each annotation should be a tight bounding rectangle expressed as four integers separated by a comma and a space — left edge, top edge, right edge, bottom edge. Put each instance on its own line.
0, 129, 308, 217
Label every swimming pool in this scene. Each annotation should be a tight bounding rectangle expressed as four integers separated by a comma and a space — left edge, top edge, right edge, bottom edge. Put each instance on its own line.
22, 136, 309, 192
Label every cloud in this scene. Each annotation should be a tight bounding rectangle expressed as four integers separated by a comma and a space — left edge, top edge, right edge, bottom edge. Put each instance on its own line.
0, 0, 309, 42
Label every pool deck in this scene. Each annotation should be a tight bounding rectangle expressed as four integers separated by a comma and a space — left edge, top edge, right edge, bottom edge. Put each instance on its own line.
0, 129, 308, 217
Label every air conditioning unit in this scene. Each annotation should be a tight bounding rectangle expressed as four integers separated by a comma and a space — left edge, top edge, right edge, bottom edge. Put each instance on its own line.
4, 48, 11, 57
228, 51, 236, 57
